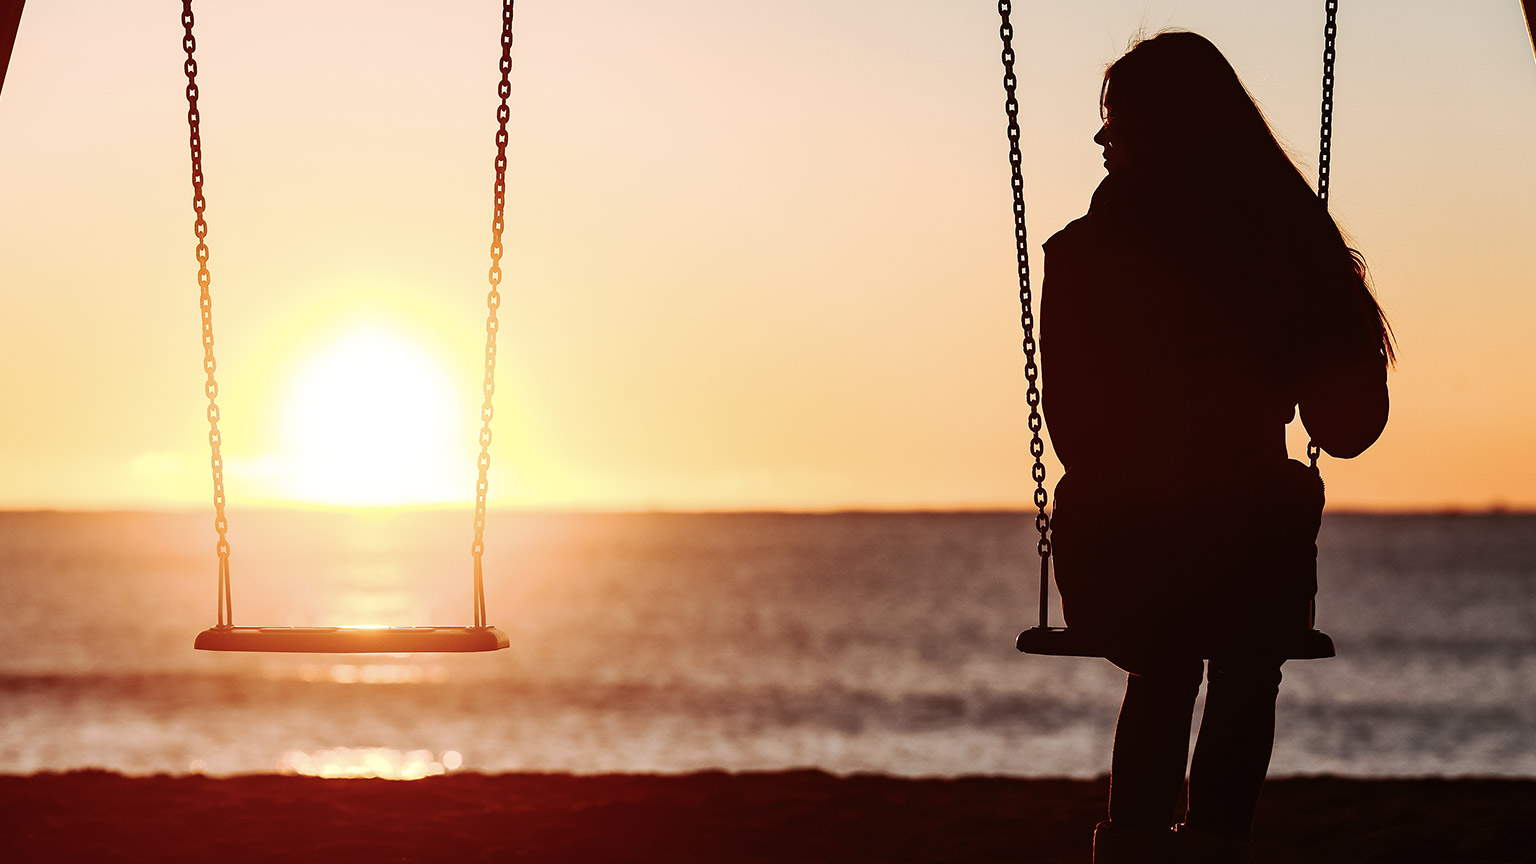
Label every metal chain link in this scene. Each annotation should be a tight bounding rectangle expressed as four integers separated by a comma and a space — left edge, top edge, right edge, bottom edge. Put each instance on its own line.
181, 0, 232, 628
998, 1, 1052, 629
1308, 0, 1339, 469
1316, 0, 1338, 208
471, 0, 515, 629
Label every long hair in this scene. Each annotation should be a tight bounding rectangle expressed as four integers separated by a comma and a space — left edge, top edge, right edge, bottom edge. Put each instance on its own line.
1101, 31, 1394, 364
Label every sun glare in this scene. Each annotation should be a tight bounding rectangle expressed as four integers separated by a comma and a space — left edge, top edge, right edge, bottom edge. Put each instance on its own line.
279, 747, 462, 780
278, 327, 470, 507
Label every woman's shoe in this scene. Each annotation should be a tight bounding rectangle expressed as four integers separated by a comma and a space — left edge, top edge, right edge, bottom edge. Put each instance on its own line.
1172, 824, 1251, 864
1093, 820, 1175, 864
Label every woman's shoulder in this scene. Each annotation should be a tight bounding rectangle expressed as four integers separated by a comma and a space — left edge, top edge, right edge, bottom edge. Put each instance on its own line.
1045, 215, 1094, 255
1046, 170, 1155, 256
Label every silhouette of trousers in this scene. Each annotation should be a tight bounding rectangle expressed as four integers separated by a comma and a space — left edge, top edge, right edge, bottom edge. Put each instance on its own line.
1107, 655, 1284, 839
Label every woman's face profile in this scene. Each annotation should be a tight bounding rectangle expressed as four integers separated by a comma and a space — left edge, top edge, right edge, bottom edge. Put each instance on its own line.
1094, 120, 1129, 173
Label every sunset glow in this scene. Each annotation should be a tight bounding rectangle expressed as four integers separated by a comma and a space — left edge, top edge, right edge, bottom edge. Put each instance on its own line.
0, 1, 1533, 510
276, 327, 469, 507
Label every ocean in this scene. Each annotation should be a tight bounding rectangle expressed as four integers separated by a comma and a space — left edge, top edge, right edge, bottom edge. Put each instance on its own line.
1, 511, 1532, 779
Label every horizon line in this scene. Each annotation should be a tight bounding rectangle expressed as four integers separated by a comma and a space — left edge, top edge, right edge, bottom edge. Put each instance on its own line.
0, 505, 1531, 518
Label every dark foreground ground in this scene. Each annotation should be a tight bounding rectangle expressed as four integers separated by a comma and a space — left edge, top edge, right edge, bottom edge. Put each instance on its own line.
1, 771, 1532, 863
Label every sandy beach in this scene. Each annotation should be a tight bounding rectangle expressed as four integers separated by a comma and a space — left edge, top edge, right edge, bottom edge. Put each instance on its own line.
2, 771, 1532, 863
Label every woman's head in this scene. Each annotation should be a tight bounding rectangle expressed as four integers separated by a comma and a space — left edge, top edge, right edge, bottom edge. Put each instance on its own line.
1097, 31, 1395, 364
1099, 31, 1288, 179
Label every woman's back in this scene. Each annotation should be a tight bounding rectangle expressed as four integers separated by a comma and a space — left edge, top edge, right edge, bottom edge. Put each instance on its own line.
1044, 169, 1297, 479
1042, 30, 1390, 482
1043, 167, 1388, 482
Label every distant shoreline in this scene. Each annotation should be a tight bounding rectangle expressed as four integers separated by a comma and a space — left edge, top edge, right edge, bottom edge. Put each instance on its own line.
1, 507, 1532, 517
2, 770, 1531, 863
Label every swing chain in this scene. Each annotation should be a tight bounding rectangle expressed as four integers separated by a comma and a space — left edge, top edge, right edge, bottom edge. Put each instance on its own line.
1308, 0, 1339, 469
998, 1, 1052, 624
182, 0, 232, 628
1317, 0, 1338, 208
471, 0, 515, 629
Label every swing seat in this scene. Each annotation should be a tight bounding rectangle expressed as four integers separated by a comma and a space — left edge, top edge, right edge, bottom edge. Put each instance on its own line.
195, 625, 509, 654
1016, 626, 1335, 660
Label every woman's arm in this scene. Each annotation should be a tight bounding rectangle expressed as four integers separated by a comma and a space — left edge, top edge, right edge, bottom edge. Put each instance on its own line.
1299, 346, 1389, 459
1042, 226, 1113, 472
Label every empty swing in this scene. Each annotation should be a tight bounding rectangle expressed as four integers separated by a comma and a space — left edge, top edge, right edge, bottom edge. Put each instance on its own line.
186, 0, 515, 654
1004, 1, 1345, 661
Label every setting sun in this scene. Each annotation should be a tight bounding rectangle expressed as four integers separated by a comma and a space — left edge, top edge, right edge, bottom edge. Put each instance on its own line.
276, 326, 471, 507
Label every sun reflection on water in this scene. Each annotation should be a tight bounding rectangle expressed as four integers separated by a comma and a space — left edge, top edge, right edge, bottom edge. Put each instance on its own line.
279, 747, 464, 780
260, 662, 450, 683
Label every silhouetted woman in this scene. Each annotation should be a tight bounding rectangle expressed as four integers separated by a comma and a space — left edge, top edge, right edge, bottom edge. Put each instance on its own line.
1041, 32, 1391, 864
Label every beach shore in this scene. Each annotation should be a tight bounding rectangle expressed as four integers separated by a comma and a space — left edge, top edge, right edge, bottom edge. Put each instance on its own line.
2, 771, 1531, 863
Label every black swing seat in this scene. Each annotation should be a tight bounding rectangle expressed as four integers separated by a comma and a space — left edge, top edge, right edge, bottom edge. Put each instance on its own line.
1016, 626, 1335, 660
195, 625, 509, 654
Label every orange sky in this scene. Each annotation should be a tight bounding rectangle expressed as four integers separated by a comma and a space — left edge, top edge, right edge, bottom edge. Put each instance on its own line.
1, 0, 1533, 511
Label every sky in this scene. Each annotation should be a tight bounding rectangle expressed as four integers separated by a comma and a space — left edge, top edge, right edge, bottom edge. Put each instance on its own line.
1, 0, 1533, 511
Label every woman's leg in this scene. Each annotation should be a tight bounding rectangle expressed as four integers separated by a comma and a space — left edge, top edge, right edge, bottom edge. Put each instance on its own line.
1107, 658, 1204, 830
1184, 656, 1284, 839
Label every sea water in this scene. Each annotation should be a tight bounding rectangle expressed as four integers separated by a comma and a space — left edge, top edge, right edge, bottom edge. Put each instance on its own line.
1, 511, 1531, 778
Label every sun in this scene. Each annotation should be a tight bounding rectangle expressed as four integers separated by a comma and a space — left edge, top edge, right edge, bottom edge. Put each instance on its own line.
277, 326, 471, 507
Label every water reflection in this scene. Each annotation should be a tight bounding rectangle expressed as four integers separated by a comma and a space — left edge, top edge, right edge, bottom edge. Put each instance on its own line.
280, 512, 447, 627
332, 517, 415, 625
278, 747, 464, 780
311, 663, 447, 684
183, 509, 492, 633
